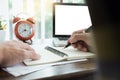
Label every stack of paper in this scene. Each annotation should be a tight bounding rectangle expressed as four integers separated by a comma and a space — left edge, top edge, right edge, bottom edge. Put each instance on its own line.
2, 59, 88, 77
24, 46, 95, 66
2, 63, 50, 77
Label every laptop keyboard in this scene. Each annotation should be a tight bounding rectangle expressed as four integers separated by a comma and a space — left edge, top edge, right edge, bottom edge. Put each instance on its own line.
58, 37, 69, 40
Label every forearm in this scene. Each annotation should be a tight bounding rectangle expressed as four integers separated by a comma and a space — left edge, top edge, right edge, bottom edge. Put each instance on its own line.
87, 32, 96, 53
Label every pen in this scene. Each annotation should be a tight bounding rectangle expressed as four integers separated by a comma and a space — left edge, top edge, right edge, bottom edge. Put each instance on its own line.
64, 40, 84, 48
64, 40, 90, 52
64, 42, 75, 49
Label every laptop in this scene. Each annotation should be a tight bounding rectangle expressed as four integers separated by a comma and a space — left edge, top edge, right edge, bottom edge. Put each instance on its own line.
52, 3, 92, 47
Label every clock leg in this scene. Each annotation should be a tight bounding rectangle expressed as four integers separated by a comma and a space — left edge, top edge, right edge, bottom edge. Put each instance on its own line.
23, 39, 32, 45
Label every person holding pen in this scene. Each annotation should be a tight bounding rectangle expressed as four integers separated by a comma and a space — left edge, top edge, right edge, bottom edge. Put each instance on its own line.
0, 40, 40, 67
66, 27, 94, 52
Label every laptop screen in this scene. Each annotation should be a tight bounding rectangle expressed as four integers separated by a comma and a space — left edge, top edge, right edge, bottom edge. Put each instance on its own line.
53, 3, 92, 37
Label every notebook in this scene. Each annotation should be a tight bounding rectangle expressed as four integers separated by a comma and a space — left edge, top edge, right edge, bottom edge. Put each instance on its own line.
24, 46, 95, 66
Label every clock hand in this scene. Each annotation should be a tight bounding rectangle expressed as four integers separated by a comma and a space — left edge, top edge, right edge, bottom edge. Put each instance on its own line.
20, 29, 27, 34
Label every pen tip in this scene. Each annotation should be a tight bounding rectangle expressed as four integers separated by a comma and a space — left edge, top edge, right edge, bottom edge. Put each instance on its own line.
63, 46, 66, 49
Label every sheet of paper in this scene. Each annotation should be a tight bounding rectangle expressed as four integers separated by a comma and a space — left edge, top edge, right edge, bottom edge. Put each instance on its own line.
2, 58, 88, 77
49, 58, 88, 66
50, 46, 95, 60
24, 45, 95, 66
2, 63, 50, 77
24, 47, 66, 66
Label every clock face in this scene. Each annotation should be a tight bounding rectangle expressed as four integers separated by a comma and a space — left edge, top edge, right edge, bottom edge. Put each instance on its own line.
18, 23, 32, 37
14, 20, 35, 41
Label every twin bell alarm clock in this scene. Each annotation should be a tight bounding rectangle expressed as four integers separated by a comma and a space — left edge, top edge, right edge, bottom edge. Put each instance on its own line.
13, 13, 35, 44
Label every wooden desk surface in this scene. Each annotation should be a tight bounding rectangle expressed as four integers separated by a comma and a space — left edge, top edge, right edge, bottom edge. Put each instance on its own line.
0, 59, 96, 80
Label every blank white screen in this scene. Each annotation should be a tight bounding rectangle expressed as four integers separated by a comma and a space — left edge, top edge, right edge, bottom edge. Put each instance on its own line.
55, 4, 92, 35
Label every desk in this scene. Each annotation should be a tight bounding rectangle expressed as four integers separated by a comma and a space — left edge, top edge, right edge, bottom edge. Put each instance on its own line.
0, 39, 96, 80
0, 59, 96, 80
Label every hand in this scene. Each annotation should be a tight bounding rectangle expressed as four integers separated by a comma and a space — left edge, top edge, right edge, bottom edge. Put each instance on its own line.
0, 40, 40, 67
68, 30, 91, 52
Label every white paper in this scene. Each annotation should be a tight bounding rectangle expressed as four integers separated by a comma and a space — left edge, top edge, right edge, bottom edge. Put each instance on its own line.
24, 45, 95, 66
2, 63, 50, 77
48, 58, 88, 66
2, 59, 88, 77
49, 46, 95, 60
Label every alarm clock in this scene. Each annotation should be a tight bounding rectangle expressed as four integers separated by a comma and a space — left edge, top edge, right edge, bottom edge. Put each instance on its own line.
13, 16, 35, 45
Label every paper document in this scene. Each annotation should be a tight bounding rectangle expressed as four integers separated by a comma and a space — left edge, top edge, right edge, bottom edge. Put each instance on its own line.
2, 63, 50, 77
2, 59, 88, 77
24, 46, 95, 66
51, 46, 95, 60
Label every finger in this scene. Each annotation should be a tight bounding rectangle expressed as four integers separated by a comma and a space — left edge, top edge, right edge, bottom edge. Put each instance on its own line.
77, 44, 88, 52
72, 44, 78, 48
72, 30, 86, 35
23, 45, 34, 51
25, 51, 40, 60
77, 44, 83, 50
81, 47, 88, 52
69, 35, 78, 43
16, 41, 35, 50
